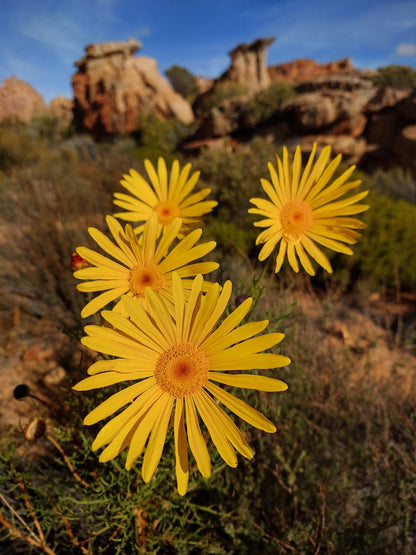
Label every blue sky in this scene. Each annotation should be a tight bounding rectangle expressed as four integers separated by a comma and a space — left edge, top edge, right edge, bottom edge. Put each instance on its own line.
0, 0, 415, 103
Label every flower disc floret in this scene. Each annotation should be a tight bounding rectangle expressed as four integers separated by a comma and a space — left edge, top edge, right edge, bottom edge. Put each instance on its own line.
280, 199, 314, 241
129, 264, 166, 298
155, 343, 209, 397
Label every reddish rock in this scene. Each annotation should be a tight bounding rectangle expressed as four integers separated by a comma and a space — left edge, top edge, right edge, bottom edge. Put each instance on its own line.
72, 39, 194, 136
0, 76, 47, 122
268, 57, 353, 83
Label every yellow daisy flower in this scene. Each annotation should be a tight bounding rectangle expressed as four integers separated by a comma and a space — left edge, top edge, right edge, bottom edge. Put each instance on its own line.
113, 157, 217, 236
249, 143, 369, 275
74, 213, 218, 318
73, 274, 290, 495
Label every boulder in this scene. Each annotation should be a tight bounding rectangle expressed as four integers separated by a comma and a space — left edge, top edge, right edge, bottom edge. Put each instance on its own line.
281, 86, 374, 132
299, 135, 367, 164
366, 87, 412, 113
72, 39, 194, 136
0, 76, 47, 122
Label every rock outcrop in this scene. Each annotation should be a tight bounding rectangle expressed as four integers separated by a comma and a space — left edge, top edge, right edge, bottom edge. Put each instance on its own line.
187, 64, 416, 174
221, 37, 275, 94
72, 39, 194, 136
268, 57, 353, 83
193, 37, 275, 114
49, 96, 73, 124
0, 77, 47, 122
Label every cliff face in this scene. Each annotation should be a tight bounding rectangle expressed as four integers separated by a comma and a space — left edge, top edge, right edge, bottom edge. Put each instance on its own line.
268, 57, 354, 83
0, 77, 47, 122
72, 39, 194, 136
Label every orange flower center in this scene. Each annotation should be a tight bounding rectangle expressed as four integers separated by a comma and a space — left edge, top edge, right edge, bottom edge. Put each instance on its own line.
280, 199, 314, 241
128, 264, 166, 298
154, 201, 180, 225
155, 343, 209, 398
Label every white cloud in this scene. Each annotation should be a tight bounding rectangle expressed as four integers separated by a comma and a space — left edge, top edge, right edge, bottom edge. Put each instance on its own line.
396, 43, 416, 56
18, 14, 86, 63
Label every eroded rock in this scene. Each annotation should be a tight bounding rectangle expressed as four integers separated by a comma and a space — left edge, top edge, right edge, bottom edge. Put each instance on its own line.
0, 76, 47, 122
72, 39, 194, 136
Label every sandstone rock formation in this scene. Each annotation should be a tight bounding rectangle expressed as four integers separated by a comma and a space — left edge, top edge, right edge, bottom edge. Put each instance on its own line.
268, 57, 353, 83
0, 77, 47, 122
193, 37, 275, 114
49, 96, 73, 124
280, 75, 376, 134
221, 37, 275, 93
187, 62, 416, 173
72, 39, 194, 136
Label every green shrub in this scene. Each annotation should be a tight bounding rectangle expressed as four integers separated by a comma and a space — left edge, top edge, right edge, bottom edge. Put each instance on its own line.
165, 64, 199, 101
0, 121, 44, 171
195, 137, 277, 226
352, 192, 416, 291
200, 81, 248, 112
366, 166, 416, 204
135, 113, 192, 158
241, 82, 297, 128
372, 65, 416, 89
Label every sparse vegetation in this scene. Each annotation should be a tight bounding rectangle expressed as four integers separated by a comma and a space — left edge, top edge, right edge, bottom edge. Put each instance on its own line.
240, 81, 297, 128
372, 64, 416, 90
199, 81, 248, 113
1, 118, 415, 554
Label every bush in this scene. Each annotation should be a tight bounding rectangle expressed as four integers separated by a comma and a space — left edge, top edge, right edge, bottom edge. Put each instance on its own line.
0, 120, 45, 171
372, 65, 416, 90
200, 81, 248, 112
194, 137, 277, 226
240, 82, 297, 128
165, 64, 199, 101
134, 113, 192, 160
352, 192, 416, 292
366, 167, 416, 204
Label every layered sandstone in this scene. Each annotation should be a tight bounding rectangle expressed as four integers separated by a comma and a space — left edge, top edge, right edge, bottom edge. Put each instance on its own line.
268, 57, 353, 83
72, 39, 194, 136
0, 77, 47, 122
